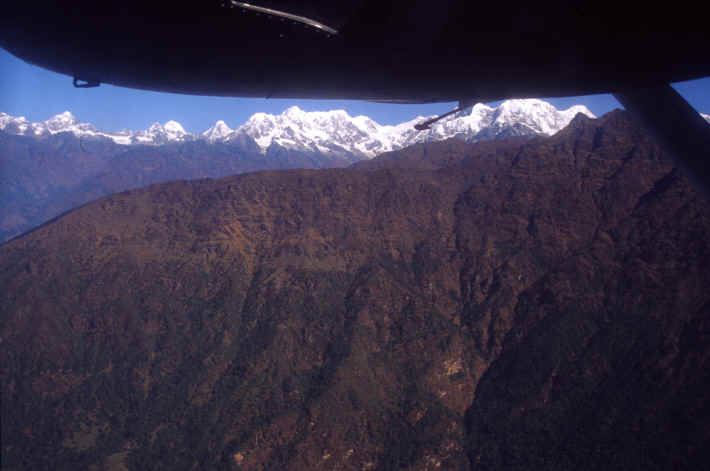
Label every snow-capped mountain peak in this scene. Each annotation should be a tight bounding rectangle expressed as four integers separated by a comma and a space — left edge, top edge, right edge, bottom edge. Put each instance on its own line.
236, 106, 384, 156
202, 120, 234, 141
147, 122, 163, 133
284, 105, 306, 118
45, 111, 79, 131
164, 120, 186, 135
131, 121, 189, 144
490, 99, 593, 135
0, 112, 13, 127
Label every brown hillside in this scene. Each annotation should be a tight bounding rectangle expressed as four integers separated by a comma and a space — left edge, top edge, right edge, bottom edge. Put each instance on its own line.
1, 111, 709, 470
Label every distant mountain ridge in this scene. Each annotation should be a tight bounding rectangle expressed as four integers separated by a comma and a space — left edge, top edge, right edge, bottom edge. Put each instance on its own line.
1, 99, 596, 158
0, 99, 595, 244
4, 104, 708, 160
5, 102, 703, 244
0, 111, 190, 146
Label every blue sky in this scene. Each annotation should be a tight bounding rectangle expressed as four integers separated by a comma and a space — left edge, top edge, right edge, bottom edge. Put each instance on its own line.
1, 48, 708, 133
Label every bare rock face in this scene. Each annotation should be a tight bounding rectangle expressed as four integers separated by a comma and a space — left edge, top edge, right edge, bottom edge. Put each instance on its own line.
1, 111, 709, 470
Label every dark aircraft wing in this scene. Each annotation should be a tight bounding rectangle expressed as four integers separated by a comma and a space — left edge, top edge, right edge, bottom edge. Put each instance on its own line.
2, 1, 708, 101
2, 0, 709, 192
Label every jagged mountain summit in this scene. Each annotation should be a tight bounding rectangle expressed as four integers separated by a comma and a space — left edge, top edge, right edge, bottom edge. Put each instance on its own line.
0, 99, 595, 158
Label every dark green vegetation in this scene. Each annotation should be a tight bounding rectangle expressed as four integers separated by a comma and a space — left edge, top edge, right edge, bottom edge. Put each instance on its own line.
1, 111, 709, 470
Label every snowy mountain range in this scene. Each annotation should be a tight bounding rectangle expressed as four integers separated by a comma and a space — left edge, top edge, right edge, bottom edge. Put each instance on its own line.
0, 111, 190, 146
1, 99, 601, 158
